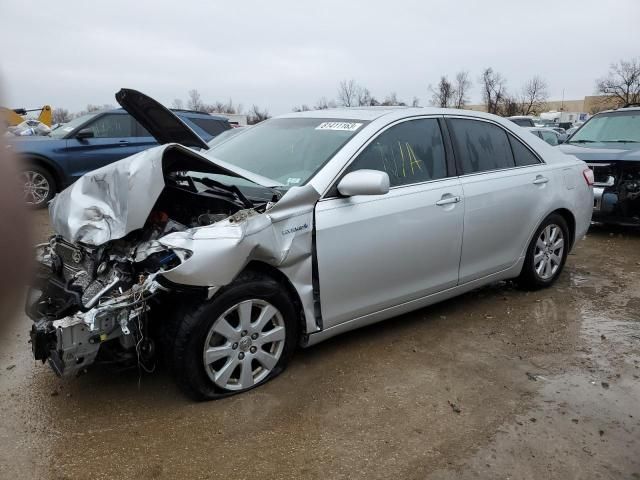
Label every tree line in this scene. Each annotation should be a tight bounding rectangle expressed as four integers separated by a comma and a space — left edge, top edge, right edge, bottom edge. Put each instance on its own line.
52, 58, 640, 125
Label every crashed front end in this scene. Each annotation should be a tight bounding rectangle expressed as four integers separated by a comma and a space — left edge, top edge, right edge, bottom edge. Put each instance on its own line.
27, 237, 175, 376
26, 144, 319, 377
588, 161, 640, 226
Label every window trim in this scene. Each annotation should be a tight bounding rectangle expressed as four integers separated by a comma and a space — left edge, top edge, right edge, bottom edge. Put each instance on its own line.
444, 115, 544, 178
321, 115, 454, 200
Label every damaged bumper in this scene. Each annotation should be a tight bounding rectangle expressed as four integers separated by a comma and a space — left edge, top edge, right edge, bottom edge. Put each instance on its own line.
27, 240, 169, 377
588, 161, 640, 225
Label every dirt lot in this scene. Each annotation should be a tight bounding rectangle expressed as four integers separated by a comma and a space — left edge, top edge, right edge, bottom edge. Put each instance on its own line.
1, 209, 639, 480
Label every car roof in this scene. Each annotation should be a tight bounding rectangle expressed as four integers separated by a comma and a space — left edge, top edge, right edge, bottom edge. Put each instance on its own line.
595, 106, 640, 115
277, 106, 511, 123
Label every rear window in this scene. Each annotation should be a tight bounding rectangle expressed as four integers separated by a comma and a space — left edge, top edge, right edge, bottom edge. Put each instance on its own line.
189, 117, 231, 136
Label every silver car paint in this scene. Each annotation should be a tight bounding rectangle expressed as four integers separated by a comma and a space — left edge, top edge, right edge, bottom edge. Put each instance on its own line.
49, 144, 282, 246
48, 107, 592, 349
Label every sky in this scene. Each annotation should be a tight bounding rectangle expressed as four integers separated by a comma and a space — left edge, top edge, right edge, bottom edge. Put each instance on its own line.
1, 0, 639, 116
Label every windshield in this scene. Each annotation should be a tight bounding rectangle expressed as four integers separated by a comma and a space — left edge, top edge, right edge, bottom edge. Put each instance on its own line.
569, 111, 640, 143
205, 118, 367, 187
49, 113, 98, 138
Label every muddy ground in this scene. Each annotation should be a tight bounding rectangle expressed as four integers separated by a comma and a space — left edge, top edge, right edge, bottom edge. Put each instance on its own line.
0, 209, 638, 480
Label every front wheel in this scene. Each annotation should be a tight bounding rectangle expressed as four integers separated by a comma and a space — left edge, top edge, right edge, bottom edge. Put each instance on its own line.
516, 213, 569, 290
22, 165, 56, 208
169, 272, 298, 400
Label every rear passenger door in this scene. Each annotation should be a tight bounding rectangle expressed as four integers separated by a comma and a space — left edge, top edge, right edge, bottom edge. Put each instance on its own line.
446, 118, 549, 283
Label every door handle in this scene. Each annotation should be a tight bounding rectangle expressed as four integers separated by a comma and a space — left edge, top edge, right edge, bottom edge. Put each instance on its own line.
533, 176, 549, 185
436, 195, 461, 206
118, 140, 130, 146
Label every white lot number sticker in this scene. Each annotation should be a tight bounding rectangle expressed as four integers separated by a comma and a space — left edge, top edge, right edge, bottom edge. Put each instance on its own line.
315, 122, 362, 132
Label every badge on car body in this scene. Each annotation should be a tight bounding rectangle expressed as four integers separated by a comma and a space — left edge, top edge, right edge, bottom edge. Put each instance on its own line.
72, 250, 83, 264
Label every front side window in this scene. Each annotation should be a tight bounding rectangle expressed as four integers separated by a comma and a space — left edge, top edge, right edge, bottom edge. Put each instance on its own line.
345, 118, 447, 187
85, 114, 133, 138
448, 119, 515, 174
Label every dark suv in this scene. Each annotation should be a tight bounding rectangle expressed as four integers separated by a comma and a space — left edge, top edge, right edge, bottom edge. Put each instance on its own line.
559, 106, 640, 225
11, 108, 231, 207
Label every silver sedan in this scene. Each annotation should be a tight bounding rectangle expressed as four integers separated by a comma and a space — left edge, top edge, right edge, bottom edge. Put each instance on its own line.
28, 90, 594, 399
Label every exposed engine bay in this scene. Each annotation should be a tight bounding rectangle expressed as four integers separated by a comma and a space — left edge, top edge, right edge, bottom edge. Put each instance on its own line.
26, 145, 290, 377
589, 161, 640, 225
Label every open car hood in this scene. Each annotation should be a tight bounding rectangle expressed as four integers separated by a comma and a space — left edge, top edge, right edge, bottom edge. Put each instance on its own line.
115, 88, 209, 149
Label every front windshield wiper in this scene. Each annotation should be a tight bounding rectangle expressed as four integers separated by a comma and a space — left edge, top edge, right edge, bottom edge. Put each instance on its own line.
567, 139, 596, 144
601, 139, 640, 143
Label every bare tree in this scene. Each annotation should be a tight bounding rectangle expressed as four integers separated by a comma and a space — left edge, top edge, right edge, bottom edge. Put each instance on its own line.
247, 105, 270, 124
411, 96, 420, 107
429, 76, 455, 107
315, 97, 336, 110
357, 88, 379, 106
52, 108, 71, 124
381, 92, 406, 106
453, 71, 471, 109
596, 58, 640, 106
187, 89, 204, 111
519, 76, 548, 115
337, 79, 360, 107
480, 68, 507, 114
500, 95, 520, 117
292, 104, 312, 112
171, 99, 184, 109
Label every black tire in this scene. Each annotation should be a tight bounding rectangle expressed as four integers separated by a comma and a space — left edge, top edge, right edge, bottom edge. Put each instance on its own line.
22, 164, 56, 208
169, 271, 298, 400
516, 213, 570, 290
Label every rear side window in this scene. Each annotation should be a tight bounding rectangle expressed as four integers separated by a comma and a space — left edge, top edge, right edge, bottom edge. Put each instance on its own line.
188, 117, 230, 136
509, 135, 541, 166
447, 119, 515, 174
346, 118, 447, 187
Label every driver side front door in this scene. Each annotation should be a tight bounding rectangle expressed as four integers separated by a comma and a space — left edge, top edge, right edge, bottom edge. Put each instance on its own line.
314, 117, 464, 329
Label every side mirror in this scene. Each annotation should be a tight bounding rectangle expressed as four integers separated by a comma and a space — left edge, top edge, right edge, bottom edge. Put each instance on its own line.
337, 169, 390, 197
76, 128, 95, 139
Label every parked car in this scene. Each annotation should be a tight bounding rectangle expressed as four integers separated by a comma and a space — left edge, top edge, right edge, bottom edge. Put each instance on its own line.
526, 127, 565, 146
27, 89, 593, 399
559, 106, 640, 225
548, 126, 568, 143
11, 107, 231, 207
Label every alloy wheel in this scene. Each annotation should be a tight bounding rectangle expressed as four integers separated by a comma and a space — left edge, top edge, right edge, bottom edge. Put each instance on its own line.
203, 299, 286, 391
22, 170, 50, 206
533, 224, 564, 280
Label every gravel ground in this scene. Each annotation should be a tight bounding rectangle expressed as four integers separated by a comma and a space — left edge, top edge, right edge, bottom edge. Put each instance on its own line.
0, 210, 638, 479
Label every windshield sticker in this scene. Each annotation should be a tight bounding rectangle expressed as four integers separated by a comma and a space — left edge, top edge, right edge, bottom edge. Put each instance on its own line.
286, 177, 301, 185
315, 122, 363, 132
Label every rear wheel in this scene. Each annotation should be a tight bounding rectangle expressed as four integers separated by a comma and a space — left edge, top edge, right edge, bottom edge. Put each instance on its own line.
517, 213, 569, 290
22, 165, 56, 208
169, 272, 298, 400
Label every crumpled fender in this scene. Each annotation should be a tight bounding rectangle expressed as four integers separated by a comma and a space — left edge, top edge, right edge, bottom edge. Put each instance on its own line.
158, 184, 321, 334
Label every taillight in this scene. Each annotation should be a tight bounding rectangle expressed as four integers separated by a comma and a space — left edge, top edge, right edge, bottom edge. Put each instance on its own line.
583, 168, 594, 186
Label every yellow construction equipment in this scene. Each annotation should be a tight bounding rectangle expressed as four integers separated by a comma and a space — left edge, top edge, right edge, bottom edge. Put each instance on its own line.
1, 105, 52, 128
